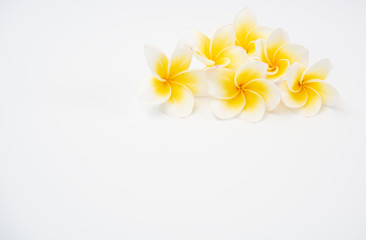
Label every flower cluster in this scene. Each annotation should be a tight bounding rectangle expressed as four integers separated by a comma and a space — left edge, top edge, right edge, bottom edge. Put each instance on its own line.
140, 8, 339, 122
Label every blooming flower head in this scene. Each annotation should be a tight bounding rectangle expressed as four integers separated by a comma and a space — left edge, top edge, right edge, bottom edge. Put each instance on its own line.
140, 41, 204, 117
279, 59, 339, 116
255, 28, 309, 82
192, 25, 248, 71
207, 62, 280, 122
234, 8, 271, 56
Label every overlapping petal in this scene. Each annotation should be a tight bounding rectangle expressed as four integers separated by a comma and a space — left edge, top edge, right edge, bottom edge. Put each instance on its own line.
305, 80, 339, 106
279, 81, 308, 108
170, 70, 205, 96
191, 29, 211, 59
244, 26, 271, 55
210, 92, 245, 119
274, 44, 309, 66
169, 40, 193, 78
210, 25, 236, 60
161, 82, 194, 117
294, 87, 322, 117
245, 79, 280, 111
239, 90, 265, 122
235, 61, 268, 87
207, 67, 238, 99
266, 28, 289, 64
194, 52, 215, 67
302, 59, 332, 82
215, 46, 248, 71
286, 63, 306, 92
140, 77, 171, 105
265, 58, 289, 81
255, 39, 270, 63
234, 8, 257, 48
144, 45, 169, 80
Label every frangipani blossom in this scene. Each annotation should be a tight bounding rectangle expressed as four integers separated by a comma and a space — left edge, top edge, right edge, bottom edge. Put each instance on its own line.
234, 8, 271, 56
255, 28, 309, 82
192, 25, 248, 71
208, 61, 280, 122
140, 41, 204, 117
279, 59, 339, 116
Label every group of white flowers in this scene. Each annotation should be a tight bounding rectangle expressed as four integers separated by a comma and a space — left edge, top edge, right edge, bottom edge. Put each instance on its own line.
140, 8, 339, 122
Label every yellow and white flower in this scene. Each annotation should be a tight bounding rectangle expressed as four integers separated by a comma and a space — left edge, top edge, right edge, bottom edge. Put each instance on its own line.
234, 8, 271, 56
207, 61, 280, 122
255, 28, 309, 82
140, 41, 205, 117
279, 59, 339, 116
192, 25, 248, 71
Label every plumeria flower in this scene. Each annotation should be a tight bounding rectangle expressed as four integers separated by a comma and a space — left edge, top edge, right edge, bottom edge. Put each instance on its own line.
207, 61, 280, 122
192, 25, 248, 71
140, 41, 205, 117
279, 59, 339, 116
234, 8, 271, 56
255, 28, 309, 82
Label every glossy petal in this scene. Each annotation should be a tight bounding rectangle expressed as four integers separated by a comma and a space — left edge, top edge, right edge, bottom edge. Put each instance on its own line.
294, 87, 322, 117
169, 40, 193, 78
144, 45, 169, 80
266, 28, 289, 64
192, 29, 211, 59
274, 43, 309, 66
210, 92, 245, 119
239, 90, 265, 122
161, 82, 194, 117
302, 59, 333, 82
140, 77, 171, 105
234, 8, 257, 49
279, 80, 308, 108
305, 80, 339, 106
235, 61, 268, 87
170, 70, 205, 96
286, 63, 306, 92
216, 46, 248, 71
245, 26, 271, 55
245, 79, 280, 111
210, 25, 236, 60
207, 67, 238, 99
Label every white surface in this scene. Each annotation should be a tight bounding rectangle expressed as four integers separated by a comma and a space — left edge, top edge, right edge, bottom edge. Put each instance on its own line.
1, 0, 366, 239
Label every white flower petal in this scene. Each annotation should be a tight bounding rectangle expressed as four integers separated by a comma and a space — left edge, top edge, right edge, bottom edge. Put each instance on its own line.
286, 63, 306, 92
235, 61, 268, 87
234, 8, 257, 49
266, 28, 289, 64
274, 43, 309, 66
194, 51, 215, 67
144, 44, 169, 80
279, 81, 308, 108
210, 92, 245, 119
160, 82, 194, 117
305, 80, 339, 106
139, 77, 171, 105
215, 46, 248, 71
294, 87, 322, 117
207, 67, 238, 99
168, 40, 193, 78
245, 79, 280, 111
191, 29, 211, 59
170, 70, 205, 96
210, 25, 236, 60
302, 58, 333, 82
239, 90, 265, 122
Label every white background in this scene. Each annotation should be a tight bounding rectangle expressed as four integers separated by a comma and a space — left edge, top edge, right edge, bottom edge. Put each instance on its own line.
1, 0, 366, 239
